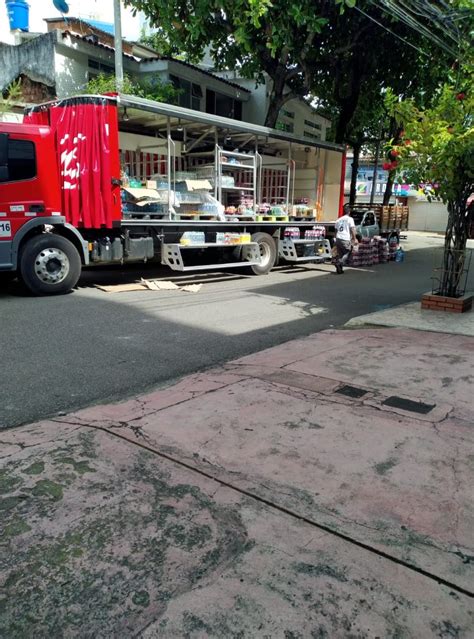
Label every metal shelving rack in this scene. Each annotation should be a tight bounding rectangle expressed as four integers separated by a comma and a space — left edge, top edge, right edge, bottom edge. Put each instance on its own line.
215, 146, 258, 215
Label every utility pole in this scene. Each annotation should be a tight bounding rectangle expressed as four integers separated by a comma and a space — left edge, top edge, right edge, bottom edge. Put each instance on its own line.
113, 0, 124, 91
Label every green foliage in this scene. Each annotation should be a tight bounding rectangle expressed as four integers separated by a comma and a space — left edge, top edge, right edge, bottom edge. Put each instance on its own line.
127, 0, 334, 114
127, 0, 459, 139
386, 64, 473, 296
0, 79, 22, 120
385, 70, 474, 205
81, 73, 180, 104
82, 73, 135, 96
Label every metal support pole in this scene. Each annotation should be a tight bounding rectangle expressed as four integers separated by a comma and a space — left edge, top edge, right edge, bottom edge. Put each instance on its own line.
369, 137, 381, 206
338, 147, 347, 216
113, 0, 124, 92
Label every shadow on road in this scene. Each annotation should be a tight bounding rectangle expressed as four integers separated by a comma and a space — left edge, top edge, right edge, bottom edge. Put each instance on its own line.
2, 241, 469, 429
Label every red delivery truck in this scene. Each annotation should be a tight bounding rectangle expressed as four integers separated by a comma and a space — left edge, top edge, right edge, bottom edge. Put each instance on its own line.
0, 94, 345, 295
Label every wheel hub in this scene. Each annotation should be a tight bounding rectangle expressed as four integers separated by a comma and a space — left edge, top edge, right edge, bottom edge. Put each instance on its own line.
259, 242, 271, 266
34, 248, 70, 284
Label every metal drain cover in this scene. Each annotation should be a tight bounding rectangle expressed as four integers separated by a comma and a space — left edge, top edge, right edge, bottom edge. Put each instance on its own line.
382, 396, 435, 414
335, 385, 368, 399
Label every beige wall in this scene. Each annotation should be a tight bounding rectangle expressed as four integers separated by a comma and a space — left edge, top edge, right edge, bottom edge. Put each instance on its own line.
120, 132, 170, 154
320, 150, 343, 221
408, 199, 448, 233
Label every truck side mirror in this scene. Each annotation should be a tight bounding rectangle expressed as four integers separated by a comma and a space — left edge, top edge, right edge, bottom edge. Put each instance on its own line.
0, 133, 9, 182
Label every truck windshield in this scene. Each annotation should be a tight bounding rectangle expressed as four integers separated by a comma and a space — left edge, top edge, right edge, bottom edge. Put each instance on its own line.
351, 211, 364, 224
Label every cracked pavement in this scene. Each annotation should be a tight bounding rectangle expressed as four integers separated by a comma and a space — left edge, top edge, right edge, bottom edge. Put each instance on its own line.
0, 327, 473, 637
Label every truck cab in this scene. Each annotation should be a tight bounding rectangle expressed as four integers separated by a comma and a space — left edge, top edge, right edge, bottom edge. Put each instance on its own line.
0, 124, 63, 268
354, 210, 380, 239
0, 123, 89, 293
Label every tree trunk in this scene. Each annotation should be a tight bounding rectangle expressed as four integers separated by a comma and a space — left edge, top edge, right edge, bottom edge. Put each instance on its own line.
382, 122, 403, 205
440, 185, 472, 296
349, 142, 361, 205
334, 97, 358, 145
383, 171, 395, 205
264, 96, 284, 128
264, 71, 287, 128
334, 59, 362, 144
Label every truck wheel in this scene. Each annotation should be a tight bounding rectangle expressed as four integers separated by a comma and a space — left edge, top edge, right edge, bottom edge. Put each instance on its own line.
20, 234, 81, 296
249, 232, 277, 275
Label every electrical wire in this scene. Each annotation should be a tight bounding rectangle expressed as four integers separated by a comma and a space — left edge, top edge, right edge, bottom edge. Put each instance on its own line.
370, 0, 468, 58
396, 0, 460, 45
352, 4, 430, 56
374, 0, 459, 56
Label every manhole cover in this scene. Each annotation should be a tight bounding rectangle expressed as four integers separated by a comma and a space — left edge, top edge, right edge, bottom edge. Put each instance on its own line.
335, 385, 368, 399
382, 396, 435, 414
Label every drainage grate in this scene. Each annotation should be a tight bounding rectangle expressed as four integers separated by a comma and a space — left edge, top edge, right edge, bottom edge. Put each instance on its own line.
382, 396, 435, 414
335, 385, 368, 399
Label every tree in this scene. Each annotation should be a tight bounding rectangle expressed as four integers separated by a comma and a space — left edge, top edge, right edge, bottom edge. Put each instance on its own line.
126, 0, 356, 128
82, 73, 179, 104
386, 72, 473, 297
128, 0, 466, 211
129, 1, 454, 140
0, 79, 22, 121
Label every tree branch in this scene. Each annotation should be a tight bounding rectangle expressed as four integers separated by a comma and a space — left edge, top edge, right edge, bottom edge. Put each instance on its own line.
333, 24, 372, 56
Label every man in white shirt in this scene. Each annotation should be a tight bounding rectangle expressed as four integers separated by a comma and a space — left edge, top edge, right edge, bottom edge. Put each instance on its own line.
334, 207, 358, 274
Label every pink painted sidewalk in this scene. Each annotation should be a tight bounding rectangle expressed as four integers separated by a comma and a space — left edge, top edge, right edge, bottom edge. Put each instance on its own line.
1, 327, 473, 637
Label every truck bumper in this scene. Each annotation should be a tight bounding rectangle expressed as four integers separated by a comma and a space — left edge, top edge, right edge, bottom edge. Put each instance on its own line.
0, 241, 14, 271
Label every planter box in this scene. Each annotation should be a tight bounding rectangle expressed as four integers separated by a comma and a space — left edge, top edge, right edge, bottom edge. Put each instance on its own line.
421, 292, 473, 313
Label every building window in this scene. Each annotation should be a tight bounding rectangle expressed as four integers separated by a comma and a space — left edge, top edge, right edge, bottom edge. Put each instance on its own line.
206, 89, 242, 120
170, 75, 203, 110
304, 119, 322, 130
0, 139, 36, 183
304, 130, 320, 140
281, 109, 294, 119
170, 75, 190, 108
276, 120, 294, 133
88, 59, 114, 76
191, 83, 202, 110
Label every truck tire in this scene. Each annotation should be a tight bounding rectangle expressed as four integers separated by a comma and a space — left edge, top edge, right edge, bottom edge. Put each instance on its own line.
249, 232, 277, 275
20, 234, 81, 296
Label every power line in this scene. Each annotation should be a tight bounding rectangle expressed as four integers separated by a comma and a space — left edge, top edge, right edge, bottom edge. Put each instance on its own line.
375, 0, 457, 54
371, 0, 463, 58
396, 0, 460, 45
352, 4, 430, 56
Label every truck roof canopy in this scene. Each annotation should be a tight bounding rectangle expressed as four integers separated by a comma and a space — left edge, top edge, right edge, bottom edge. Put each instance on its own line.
28, 94, 344, 155
118, 94, 344, 154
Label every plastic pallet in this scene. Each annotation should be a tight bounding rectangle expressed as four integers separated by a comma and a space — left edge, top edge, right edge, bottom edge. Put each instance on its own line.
289, 216, 317, 222
256, 215, 289, 222
174, 215, 219, 221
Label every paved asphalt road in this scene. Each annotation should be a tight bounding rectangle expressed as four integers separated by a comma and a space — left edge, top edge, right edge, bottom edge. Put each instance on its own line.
1, 233, 471, 429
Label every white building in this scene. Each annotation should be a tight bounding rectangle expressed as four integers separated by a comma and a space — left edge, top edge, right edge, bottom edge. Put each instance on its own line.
0, 3, 330, 143
214, 72, 331, 142
0, 17, 250, 121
